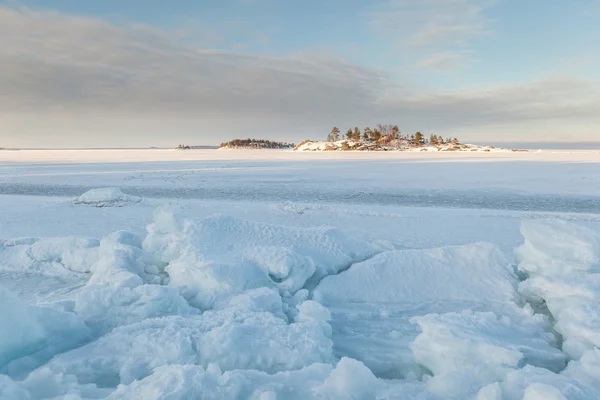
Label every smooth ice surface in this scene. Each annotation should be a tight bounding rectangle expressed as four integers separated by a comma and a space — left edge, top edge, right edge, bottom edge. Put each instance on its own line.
3, 149, 600, 399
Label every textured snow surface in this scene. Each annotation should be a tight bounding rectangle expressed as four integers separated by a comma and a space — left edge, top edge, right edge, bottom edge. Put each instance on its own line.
2, 214, 600, 399
3, 150, 600, 398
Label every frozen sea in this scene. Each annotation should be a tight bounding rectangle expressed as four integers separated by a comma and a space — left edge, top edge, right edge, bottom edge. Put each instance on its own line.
1, 149, 600, 399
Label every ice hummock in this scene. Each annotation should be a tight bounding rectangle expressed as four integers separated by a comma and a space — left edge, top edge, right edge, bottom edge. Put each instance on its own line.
74, 187, 141, 207
3, 212, 600, 399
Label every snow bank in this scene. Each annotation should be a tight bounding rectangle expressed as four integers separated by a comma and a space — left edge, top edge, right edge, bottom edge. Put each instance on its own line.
144, 208, 382, 309
74, 187, 141, 207
313, 243, 524, 378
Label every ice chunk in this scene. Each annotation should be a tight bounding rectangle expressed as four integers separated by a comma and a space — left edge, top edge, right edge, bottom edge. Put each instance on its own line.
313, 243, 521, 378
316, 357, 379, 399
410, 310, 565, 398
0, 236, 100, 276
516, 219, 600, 277
17, 366, 111, 400
562, 348, 600, 392
0, 285, 46, 367
520, 274, 600, 359
0, 285, 91, 379
476, 366, 600, 400
74, 187, 141, 207
75, 284, 197, 333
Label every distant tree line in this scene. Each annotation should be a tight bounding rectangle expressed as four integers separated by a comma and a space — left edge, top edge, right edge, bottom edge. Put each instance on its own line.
327, 125, 459, 147
219, 139, 295, 149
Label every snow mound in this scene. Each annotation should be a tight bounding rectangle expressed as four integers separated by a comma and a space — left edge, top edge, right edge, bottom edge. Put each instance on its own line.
313, 243, 524, 378
143, 208, 382, 309
0, 285, 91, 379
411, 310, 565, 398
74, 188, 141, 207
516, 219, 600, 276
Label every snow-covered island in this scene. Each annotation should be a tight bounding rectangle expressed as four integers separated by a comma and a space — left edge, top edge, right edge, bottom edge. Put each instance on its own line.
293, 126, 528, 152
294, 139, 527, 152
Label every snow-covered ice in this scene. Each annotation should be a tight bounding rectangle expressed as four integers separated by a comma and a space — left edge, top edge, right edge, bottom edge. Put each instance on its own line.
2, 149, 600, 399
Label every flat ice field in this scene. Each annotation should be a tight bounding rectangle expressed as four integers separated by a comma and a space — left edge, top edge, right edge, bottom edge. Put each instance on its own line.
2, 149, 600, 399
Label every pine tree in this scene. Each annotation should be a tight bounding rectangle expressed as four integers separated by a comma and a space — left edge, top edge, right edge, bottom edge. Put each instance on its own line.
328, 127, 340, 142
370, 129, 382, 142
352, 127, 361, 141
346, 129, 353, 140
391, 125, 400, 140
362, 128, 371, 141
414, 132, 423, 147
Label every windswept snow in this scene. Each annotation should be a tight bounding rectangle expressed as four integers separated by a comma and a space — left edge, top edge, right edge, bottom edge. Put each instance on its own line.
2, 149, 600, 399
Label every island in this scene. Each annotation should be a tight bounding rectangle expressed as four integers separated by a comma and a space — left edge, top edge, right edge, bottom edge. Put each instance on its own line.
218, 139, 295, 149
293, 126, 527, 152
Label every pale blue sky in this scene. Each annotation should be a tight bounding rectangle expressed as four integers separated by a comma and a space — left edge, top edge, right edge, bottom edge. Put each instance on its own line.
1, 0, 599, 147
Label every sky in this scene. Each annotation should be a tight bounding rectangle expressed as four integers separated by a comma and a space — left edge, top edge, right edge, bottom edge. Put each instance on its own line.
1, 0, 599, 147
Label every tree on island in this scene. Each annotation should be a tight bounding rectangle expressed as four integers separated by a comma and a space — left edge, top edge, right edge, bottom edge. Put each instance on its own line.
391, 125, 400, 140
370, 129, 382, 142
323, 124, 460, 148
219, 139, 294, 149
414, 132, 424, 147
328, 127, 340, 142
363, 128, 371, 141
